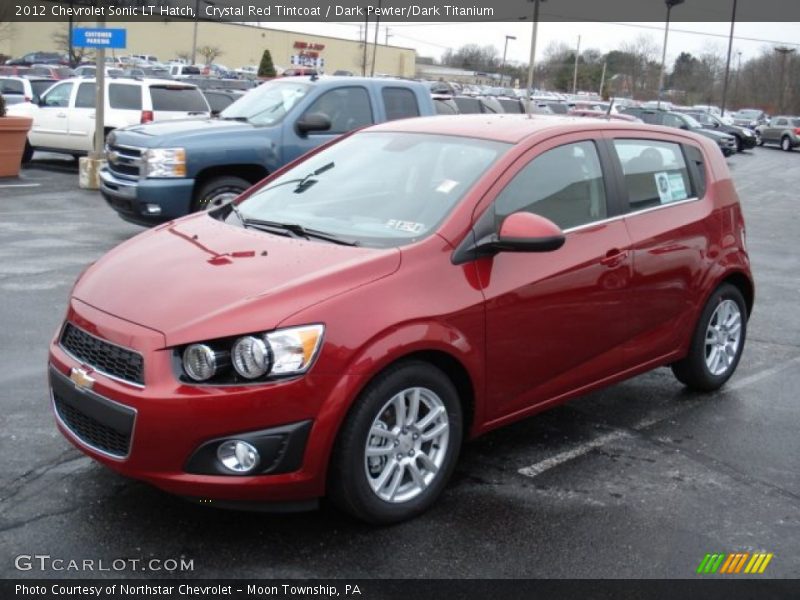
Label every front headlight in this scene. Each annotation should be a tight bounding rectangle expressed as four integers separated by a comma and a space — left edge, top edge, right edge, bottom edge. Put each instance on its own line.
178, 324, 324, 384
144, 147, 186, 178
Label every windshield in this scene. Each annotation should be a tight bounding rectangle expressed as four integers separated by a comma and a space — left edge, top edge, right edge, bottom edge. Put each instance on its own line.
220, 81, 310, 126
231, 132, 510, 248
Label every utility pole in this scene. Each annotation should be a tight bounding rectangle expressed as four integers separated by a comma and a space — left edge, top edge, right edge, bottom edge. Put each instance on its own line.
385, 27, 391, 46
501, 35, 516, 87
733, 50, 742, 107
525, 0, 544, 115
657, 0, 685, 110
370, 0, 381, 76
362, 11, 369, 76
720, 0, 738, 117
599, 60, 607, 98
775, 46, 795, 114
572, 35, 581, 94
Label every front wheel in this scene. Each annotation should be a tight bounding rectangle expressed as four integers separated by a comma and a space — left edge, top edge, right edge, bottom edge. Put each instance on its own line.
192, 176, 251, 212
735, 135, 744, 153
328, 361, 463, 524
671, 283, 747, 392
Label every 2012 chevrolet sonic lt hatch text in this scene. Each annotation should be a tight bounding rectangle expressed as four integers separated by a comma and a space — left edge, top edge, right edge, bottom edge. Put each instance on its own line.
48, 114, 753, 523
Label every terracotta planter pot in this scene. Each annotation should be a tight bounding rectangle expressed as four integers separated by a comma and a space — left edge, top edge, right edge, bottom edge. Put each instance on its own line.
0, 115, 33, 178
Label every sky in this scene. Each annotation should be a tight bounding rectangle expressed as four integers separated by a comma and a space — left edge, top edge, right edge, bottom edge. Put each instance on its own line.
265, 21, 800, 67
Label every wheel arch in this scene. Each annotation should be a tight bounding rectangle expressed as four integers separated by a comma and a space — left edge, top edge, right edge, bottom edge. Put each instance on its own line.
721, 270, 754, 317
193, 164, 269, 195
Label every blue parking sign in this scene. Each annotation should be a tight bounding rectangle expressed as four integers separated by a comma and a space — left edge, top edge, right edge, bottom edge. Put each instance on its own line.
72, 28, 127, 49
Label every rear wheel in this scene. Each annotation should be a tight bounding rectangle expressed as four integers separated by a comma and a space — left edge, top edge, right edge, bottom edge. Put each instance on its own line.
192, 176, 250, 212
671, 283, 747, 392
734, 135, 744, 153
21, 140, 33, 164
781, 136, 793, 152
328, 361, 463, 524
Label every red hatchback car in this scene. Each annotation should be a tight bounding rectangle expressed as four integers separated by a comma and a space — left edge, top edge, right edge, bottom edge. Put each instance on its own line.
49, 115, 753, 523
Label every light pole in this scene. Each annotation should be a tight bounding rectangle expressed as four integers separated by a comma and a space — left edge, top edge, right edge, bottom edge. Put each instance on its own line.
720, 0, 738, 117
775, 46, 796, 114
572, 35, 581, 94
733, 50, 742, 107
500, 35, 516, 87
525, 0, 545, 115
191, 0, 215, 65
657, 0, 685, 110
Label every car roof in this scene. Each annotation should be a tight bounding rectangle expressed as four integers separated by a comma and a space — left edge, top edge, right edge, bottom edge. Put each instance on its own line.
366, 113, 678, 144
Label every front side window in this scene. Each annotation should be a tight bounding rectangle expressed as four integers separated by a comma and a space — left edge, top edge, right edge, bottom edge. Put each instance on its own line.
42, 82, 73, 107
494, 141, 607, 231
302, 87, 373, 134
233, 132, 509, 247
613, 139, 692, 212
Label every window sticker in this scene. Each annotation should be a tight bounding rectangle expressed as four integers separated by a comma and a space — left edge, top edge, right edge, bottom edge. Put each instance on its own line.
436, 179, 459, 194
654, 171, 688, 204
386, 219, 424, 234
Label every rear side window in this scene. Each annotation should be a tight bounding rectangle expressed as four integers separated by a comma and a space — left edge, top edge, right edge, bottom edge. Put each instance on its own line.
0, 78, 24, 95
683, 144, 706, 198
109, 84, 142, 110
382, 87, 420, 121
75, 82, 96, 108
613, 139, 693, 212
149, 86, 208, 112
302, 87, 373, 134
495, 141, 607, 230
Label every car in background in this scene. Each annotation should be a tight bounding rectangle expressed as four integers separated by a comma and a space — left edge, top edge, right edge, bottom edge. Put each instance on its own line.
732, 108, 768, 129
282, 67, 318, 77
0, 66, 32, 77
534, 99, 571, 114
202, 88, 247, 116
74, 65, 125, 78
169, 64, 202, 79
332, 70, 355, 77
453, 95, 504, 114
621, 108, 737, 156
755, 116, 800, 151
6, 52, 67, 66
0, 76, 56, 106
28, 65, 74, 79
497, 97, 525, 114
51, 115, 753, 523
682, 110, 757, 152
8, 77, 210, 161
568, 109, 642, 122
432, 94, 460, 115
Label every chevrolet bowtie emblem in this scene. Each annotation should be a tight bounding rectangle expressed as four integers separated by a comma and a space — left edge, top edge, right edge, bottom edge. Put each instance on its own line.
69, 367, 95, 390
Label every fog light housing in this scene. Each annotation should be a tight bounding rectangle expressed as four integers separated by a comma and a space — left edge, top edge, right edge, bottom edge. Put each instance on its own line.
217, 440, 260, 473
144, 204, 162, 215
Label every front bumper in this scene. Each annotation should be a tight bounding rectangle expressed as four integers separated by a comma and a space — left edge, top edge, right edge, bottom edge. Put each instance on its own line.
48, 300, 344, 504
100, 168, 195, 226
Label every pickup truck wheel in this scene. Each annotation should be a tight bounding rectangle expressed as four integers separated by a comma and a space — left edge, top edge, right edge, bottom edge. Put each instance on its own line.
193, 176, 251, 212
21, 140, 33, 164
781, 136, 793, 152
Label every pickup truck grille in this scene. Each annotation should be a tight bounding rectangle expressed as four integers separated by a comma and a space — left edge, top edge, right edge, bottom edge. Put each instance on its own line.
106, 143, 143, 180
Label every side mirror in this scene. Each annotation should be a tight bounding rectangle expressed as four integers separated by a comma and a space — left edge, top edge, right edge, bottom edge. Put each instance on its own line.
713, 121, 720, 128
295, 112, 332, 136
31, 95, 41, 106
493, 212, 566, 252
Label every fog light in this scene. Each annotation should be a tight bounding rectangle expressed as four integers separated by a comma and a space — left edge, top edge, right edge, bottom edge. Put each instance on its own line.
217, 440, 260, 473
144, 204, 162, 215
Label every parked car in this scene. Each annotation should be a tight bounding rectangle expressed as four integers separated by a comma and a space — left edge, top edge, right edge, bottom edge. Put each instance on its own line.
282, 67, 318, 77
28, 65, 74, 79
432, 94, 459, 115
8, 77, 210, 160
202, 88, 246, 116
74, 65, 125, 78
6, 52, 67, 66
568, 109, 642, 122
534, 99, 571, 114
0, 76, 56, 106
622, 108, 738, 156
682, 110, 758, 152
452, 95, 504, 114
731, 108, 768, 129
100, 77, 436, 225
497, 97, 525, 114
755, 116, 800, 151
169, 64, 202, 79
50, 114, 753, 523
0, 66, 32, 76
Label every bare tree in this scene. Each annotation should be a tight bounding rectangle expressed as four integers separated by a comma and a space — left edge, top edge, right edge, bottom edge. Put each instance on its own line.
197, 45, 223, 65
53, 27, 91, 65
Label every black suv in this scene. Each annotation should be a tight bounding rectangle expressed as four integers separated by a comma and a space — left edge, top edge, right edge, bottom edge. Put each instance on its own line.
682, 111, 758, 153
622, 108, 737, 156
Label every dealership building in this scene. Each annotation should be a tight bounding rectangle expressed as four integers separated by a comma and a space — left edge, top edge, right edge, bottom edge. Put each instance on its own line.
1, 20, 417, 77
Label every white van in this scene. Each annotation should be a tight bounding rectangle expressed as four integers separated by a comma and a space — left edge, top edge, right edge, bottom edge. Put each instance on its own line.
8, 77, 210, 160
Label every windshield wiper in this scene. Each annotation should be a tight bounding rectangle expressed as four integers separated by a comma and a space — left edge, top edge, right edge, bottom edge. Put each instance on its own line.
241, 218, 359, 246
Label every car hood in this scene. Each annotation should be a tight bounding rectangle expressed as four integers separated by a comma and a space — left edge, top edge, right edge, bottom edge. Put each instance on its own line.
72, 214, 401, 347
694, 128, 733, 140
112, 118, 264, 147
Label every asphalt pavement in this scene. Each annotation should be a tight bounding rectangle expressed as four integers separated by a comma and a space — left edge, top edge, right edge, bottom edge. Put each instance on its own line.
0, 148, 798, 579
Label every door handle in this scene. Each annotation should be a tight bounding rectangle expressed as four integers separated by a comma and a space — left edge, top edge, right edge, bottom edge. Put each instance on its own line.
600, 248, 628, 268
56, 112, 67, 118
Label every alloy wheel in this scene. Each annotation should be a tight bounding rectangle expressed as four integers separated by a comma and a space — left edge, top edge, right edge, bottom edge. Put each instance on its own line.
704, 299, 743, 376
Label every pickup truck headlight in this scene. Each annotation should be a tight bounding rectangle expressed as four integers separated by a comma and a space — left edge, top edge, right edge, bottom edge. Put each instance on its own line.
178, 324, 324, 384
144, 147, 186, 178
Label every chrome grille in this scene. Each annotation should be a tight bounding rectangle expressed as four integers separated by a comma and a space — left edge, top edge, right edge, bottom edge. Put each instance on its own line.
106, 143, 144, 180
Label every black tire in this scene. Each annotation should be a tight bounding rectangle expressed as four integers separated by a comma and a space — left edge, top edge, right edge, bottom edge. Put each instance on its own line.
328, 361, 463, 524
192, 176, 250, 212
734, 135, 743, 153
21, 140, 33, 164
671, 283, 747, 392
756, 132, 764, 146
781, 136, 793, 152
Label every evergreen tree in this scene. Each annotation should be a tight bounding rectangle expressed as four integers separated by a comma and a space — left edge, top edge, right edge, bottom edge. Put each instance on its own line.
258, 49, 277, 78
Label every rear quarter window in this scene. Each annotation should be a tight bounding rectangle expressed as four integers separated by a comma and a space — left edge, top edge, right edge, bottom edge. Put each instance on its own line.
149, 86, 208, 112
382, 87, 420, 121
0, 78, 24, 95
109, 84, 143, 110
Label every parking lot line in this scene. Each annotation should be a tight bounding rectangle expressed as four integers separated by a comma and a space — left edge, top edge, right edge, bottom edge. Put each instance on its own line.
518, 354, 800, 479
0, 183, 41, 189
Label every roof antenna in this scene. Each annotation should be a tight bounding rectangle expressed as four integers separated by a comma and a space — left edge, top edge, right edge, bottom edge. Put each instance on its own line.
605, 97, 616, 121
